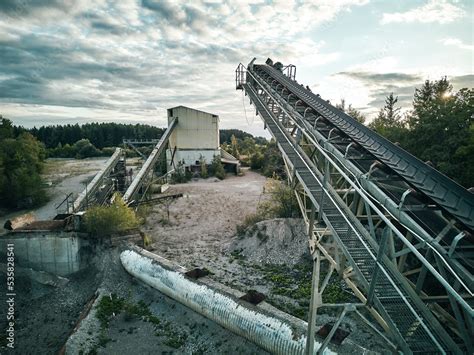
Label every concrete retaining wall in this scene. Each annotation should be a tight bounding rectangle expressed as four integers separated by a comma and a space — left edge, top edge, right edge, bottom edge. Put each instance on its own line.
0, 231, 90, 276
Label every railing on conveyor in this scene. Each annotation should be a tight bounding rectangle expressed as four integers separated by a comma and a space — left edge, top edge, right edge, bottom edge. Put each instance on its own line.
257, 64, 474, 231
122, 118, 178, 204
236, 59, 473, 354
72, 148, 123, 212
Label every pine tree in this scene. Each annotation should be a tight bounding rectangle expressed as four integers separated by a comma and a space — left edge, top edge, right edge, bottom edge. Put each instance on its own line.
336, 99, 366, 123
347, 104, 366, 124
384, 93, 401, 126
0, 116, 13, 140
369, 93, 407, 145
369, 93, 404, 132
411, 80, 434, 127
406, 77, 472, 187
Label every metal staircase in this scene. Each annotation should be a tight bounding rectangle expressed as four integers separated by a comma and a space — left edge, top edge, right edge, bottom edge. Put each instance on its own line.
236, 59, 473, 354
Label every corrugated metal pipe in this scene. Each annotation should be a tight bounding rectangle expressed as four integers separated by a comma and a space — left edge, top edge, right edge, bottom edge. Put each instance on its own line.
120, 247, 336, 355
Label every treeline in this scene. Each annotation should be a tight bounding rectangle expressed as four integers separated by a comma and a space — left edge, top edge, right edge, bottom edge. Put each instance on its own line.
15, 122, 265, 150
10, 122, 267, 159
20, 122, 165, 149
366, 78, 473, 188
6, 122, 166, 159
0, 117, 47, 208
219, 129, 267, 145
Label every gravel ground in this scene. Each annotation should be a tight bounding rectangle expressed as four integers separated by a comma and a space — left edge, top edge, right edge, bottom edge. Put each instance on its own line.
0, 166, 390, 354
0, 246, 268, 354
65, 247, 268, 355
143, 170, 390, 353
0, 260, 101, 354
145, 169, 266, 266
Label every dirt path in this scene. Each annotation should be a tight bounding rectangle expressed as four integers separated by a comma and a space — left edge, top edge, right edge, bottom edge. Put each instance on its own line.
0, 157, 107, 233
146, 169, 266, 267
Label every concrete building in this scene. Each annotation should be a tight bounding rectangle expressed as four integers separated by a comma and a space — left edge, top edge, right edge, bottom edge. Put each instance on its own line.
166, 106, 239, 173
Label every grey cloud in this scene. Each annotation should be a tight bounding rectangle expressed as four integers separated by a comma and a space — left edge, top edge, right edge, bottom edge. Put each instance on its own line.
89, 20, 124, 35
0, 78, 107, 108
0, 27, 236, 111
141, 0, 177, 19
451, 75, 474, 89
0, 0, 61, 14
357, 74, 472, 111
142, 0, 208, 31
337, 71, 422, 84
0, 0, 81, 20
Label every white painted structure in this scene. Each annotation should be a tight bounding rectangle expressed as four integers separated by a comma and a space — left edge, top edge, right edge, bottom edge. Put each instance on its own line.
166, 106, 221, 171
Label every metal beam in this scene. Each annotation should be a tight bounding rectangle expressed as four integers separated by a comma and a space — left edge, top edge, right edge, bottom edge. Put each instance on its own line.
123, 118, 177, 203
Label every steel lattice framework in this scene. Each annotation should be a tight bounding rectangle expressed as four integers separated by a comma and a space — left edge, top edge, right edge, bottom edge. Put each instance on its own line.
236, 58, 473, 354
72, 148, 125, 212
123, 118, 178, 204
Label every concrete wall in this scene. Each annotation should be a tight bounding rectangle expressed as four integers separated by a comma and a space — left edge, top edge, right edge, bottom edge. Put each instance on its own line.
0, 231, 90, 276
166, 149, 219, 171
167, 106, 219, 150
167, 106, 220, 171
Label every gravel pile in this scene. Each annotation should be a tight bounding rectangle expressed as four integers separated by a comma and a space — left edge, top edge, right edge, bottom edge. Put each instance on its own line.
232, 218, 309, 265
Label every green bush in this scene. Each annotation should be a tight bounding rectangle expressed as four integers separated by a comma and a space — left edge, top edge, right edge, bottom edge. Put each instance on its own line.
210, 155, 225, 180
74, 139, 100, 158
236, 179, 300, 234
250, 152, 264, 170
199, 156, 208, 178
83, 193, 140, 237
170, 162, 192, 183
269, 180, 300, 218
48, 139, 106, 158
236, 212, 268, 235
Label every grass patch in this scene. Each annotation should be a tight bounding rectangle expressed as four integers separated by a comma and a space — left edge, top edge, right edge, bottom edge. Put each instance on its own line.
96, 294, 125, 328
96, 295, 159, 328
229, 249, 246, 265
163, 332, 188, 349
230, 249, 245, 260
236, 213, 267, 235
95, 294, 188, 350
254, 261, 350, 319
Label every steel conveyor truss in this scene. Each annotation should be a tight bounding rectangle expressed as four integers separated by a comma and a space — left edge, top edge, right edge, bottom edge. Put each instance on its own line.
123, 118, 178, 204
72, 148, 124, 212
236, 59, 473, 354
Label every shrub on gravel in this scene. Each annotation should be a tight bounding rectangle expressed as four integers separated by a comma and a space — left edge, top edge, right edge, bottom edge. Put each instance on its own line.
236, 179, 300, 235
209, 155, 225, 180
83, 193, 140, 237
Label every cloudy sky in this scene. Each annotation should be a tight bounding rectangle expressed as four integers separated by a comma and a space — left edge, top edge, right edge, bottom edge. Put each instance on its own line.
0, 0, 472, 137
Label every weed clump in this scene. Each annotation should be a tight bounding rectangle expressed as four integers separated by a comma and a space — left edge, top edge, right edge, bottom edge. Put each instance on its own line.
95, 294, 188, 350
83, 193, 140, 237
253, 261, 351, 320
236, 178, 300, 235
